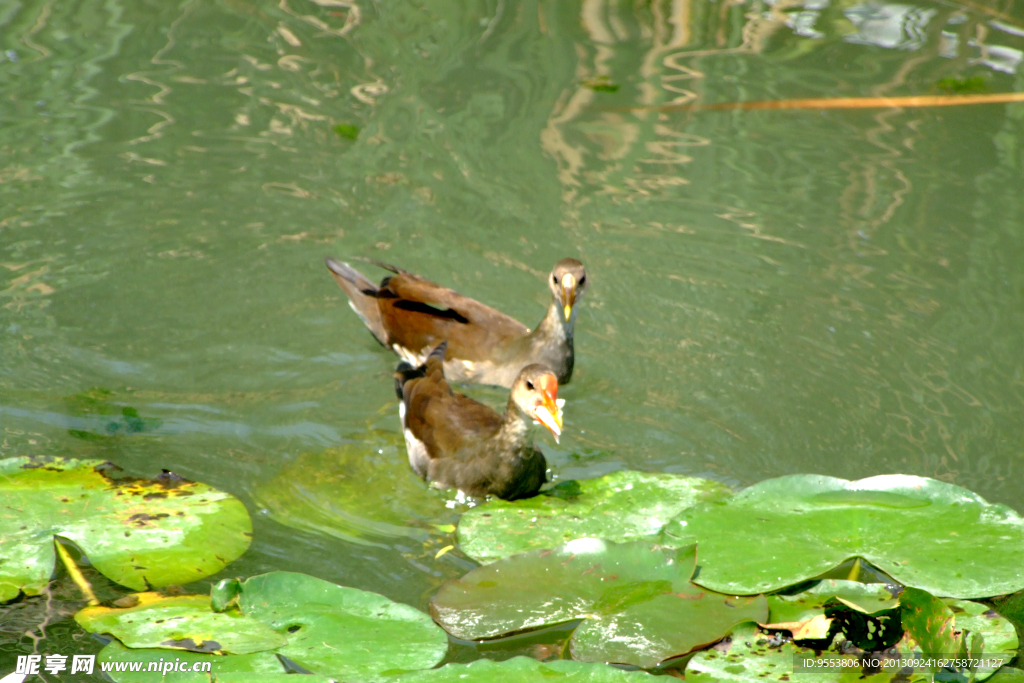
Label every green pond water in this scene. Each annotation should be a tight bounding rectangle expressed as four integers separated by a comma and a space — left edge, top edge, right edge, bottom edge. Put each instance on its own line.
2, 0, 1024, 669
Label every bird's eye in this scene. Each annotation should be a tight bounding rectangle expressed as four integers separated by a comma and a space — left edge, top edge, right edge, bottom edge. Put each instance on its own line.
579, 275, 586, 285
526, 380, 535, 390
552, 275, 558, 284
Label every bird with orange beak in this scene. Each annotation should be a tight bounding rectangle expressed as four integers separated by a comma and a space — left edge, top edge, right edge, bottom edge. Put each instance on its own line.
394, 342, 561, 500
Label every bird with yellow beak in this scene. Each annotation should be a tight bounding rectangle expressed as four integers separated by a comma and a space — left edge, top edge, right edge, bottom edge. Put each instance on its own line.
325, 256, 588, 387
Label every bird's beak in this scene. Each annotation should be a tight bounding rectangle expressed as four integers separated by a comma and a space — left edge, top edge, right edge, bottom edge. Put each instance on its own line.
533, 375, 563, 443
560, 273, 577, 322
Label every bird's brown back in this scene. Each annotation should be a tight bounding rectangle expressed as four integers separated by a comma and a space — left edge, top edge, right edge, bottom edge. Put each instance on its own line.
378, 273, 529, 362
400, 351, 504, 460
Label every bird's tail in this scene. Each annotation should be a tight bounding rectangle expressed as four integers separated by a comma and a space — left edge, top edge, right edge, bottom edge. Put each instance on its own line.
324, 257, 388, 345
394, 361, 421, 399
393, 341, 447, 399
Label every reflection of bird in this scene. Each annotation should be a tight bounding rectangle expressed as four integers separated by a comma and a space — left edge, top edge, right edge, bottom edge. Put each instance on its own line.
394, 343, 561, 500
325, 257, 588, 387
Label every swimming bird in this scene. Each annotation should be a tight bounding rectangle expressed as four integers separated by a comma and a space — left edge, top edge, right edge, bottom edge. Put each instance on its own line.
394, 342, 561, 500
325, 257, 587, 388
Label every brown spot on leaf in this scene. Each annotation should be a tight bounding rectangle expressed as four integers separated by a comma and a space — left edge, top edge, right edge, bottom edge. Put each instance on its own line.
160, 638, 222, 653
127, 512, 170, 526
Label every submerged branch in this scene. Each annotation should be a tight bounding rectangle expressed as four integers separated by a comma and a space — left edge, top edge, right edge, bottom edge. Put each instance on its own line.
609, 92, 1024, 113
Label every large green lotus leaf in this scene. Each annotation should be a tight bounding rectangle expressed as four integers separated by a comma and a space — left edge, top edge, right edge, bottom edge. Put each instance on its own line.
571, 589, 767, 667
457, 470, 732, 564
75, 593, 286, 654
234, 571, 447, 680
768, 581, 900, 624
944, 598, 1018, 677
430, 540, 767, 668
685, 623, 932, 683
98, 640, 283, 683
251, 441, 458, 546
662, 474, 1024, 598
392, 656, 654, 682
0, 456, 251, 601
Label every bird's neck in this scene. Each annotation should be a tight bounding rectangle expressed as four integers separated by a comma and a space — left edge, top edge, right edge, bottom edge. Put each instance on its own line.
532, 301, 573, 343
497, 402, 533, 450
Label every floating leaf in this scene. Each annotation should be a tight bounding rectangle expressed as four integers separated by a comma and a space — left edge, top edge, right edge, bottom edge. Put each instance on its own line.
988, 668, 1024, 683
431, 540, 766, 668
64, 387, 162, 440
685, 623, 932, 683
97, 640, 281, 683
392, 656, 653, 682
663, 474, 1024, 598
993, 590, 1024, 644
93, 572, 447, 682
76, 593, 286, 654
252, 443, 457, 546
581, 77, 620, 93
216, 675, 334, 683
767, 581, 900, 624
233, 571, 447, 680
0, 456, 251, 602
900, 587, 961, 667
333, 123, 360, 139
934, 76, 989, 94
763, 613, 834, 640
458, 470, 731, 563
944, 598, 1018, 678
765, 580, 902, 651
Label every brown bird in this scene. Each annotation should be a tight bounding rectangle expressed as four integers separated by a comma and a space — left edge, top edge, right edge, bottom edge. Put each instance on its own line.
395, 342, 561, 500
325, 257, 588, 388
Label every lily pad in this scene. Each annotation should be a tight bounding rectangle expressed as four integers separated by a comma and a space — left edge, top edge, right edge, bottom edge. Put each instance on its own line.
944, 598, 1018, 676
457, 470, 731, 564
989, 669, 1024, 683
767, 581, 900, 625
0, 456, 251, 602
97, 640, 282, 683
430, 539, 767, 668
233, 571, 447, 680
76, 593, 286, 654
252, 442, 458, 546
900, 587, 961, 665
663, 474, 1024, 598
216, 675, 333, 683
685, 623, 932, 683
333, 123, 360, 140
90, 572, 448, 682
64, 387, 162, 440
393, 656, 654, 681
762, 584, 1014, 679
